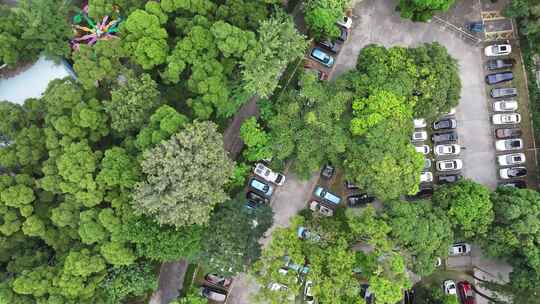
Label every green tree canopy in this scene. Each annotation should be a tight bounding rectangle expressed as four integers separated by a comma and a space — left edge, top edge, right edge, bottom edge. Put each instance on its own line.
398, 0, 455, 21
133, 121, 235, 227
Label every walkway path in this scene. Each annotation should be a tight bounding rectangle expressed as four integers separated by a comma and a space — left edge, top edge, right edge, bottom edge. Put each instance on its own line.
149, 260, 188, 304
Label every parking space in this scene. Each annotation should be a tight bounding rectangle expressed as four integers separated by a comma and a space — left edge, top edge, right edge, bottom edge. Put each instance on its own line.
481, 41, 538, 188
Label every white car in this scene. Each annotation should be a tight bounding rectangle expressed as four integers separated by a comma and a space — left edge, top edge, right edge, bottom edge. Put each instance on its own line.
309, 200, 334, 217
484, 44, 512, 57
413, 118, 427, 128
492, 113, 521, 125
436, 159, 463, 171
415, 145, 430, 155
434, 144, 460, 156
269, 282, 288, 291
493, 100, 518, 112
495, 138, 523, 151
449, 243, 471, 255
497, 153, 526, 166
420, 172, 433, 183
253, 163, 286, 186
500, 166, 527, 179
304, 281, 314, 304
443, 280, 457, 295
336, 16, 352, 29
412, 131, 428, 142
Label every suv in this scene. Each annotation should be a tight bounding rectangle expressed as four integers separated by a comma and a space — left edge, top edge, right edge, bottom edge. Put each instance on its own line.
347, 193, 375, 207
438, 174, 462, 184
497, 153, 526, 166
500, 167, 527, 179
484, 44, 511, 56
487, 58, 515, 70
249, 178, 274, 197
310, 48, 335, 67
321, 164, 335, 179
457, 281, 476, 304
201, 287, 227, 302
433, 118, 457, 130
491, 87, 517, 98
495, 128, 522, 139
495, 138, 523, 151
485, 71, 513, 85
314, 186, 341, 205
254, 163, 286, 186
432, 131, 458, 143
246, 191, 269, 204
492, 113, 521, 125
449, 243, 471, 255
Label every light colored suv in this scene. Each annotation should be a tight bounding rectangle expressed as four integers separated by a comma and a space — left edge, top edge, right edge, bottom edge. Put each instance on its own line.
249, 178, 274, 197
436, 159, 463, 172
497, 153, 526, 166
254, 163, 286, 186
314, 186, 341, 205
434, 144, 461, 156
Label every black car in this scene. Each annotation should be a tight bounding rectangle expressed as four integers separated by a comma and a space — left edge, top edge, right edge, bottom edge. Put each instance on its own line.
246, 191, 269, 204
487, 58, 515, 70
501, 180, 527, 189
491, 87, 517, 98
433, 118, 457, 130
486, 71, 513, 85
438, 174, 462, 184
317, 39, 342, 54
431, 131, 458, 143
345, 180, 359, 189
321, 164, 335, 179
495, 128, 522, 139
337, 26, 348, 42
347, 193, 375, 207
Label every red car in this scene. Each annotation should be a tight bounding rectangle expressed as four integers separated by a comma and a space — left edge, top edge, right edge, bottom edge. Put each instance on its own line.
457, 281, 475, 304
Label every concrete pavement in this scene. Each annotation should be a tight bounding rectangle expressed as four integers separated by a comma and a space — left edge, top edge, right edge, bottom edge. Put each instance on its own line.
333, 0, 498, 188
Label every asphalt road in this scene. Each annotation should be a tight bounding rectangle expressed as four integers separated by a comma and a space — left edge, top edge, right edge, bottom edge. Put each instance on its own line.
333, 0, 498, 188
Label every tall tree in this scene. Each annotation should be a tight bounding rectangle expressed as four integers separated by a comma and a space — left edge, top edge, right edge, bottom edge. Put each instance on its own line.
242, 11, 307, 98
199, 196, 273, 276
433, 180, 494, 238
398, 0, 455, 22
133, 121, 235, 227
304, 0, 350, 39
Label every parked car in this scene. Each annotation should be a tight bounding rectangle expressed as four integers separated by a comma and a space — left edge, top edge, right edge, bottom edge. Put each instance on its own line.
310, 47, 335, 67
249, 178, 274, 197
304, 281, 315, 304
487, 58, 515, 70
485, 71, 513, 85
438, 174, 462, 184
204, 274, 232, 288
424, 158, 432, 170
432, 131, 458, 143
500, 167, 527, 179
493, 100, 518, 112
492, 113, 521, 125
458, 281, 476, 304
337, 26, 348, 42
484, 44, 511, 56
495, 138, 523, 151
347, 193, 375, 207
467, 21, 484, 33
268, 282, 288, 291
497, 153, 526, 166
314, 186, 341, 205
317, 39, 342, 54
491, 87, 517, 98
436, 159, 463, 172
415, 145, 430, 155
449, 243, 471, 255
420, 171, 433, 183
337, 16, 352, 29
500, 180, 527, 188
297, 226, 321, 242
433, 118, 457, 130
254, 163, 286, 186
412, 131, 428, 142
246, 191, 269, 204
321, 164, 335, 179
495, 128, 522, 139
434, 144, 461, 156
413, 118, 427, 128
309, 200, 334, 216
344, 180, 359, 189
443, 280, 457, 295
201, 287, 227, 302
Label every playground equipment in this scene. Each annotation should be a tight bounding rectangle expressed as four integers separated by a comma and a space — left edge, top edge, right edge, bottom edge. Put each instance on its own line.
70, 4, 122, 51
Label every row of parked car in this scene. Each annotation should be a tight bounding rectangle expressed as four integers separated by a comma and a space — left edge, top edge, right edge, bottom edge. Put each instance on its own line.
244, 162, 286, 210
484, 44, 528, 188
308, 16, 352, 68
200, 274, 233, 302
412, 114, 463, 186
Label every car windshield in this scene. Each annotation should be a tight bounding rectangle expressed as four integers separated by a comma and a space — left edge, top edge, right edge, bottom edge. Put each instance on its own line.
510, 141, 520, 147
